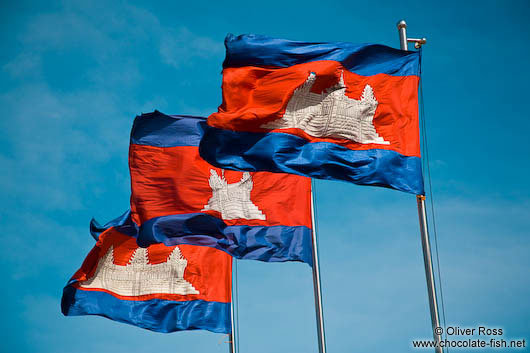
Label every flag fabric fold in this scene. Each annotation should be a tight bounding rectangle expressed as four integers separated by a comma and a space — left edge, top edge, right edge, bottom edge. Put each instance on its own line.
62, 226, 232, 333
199, 34, 424, 195
90, 209, 137, 240
129, 111, 313, 265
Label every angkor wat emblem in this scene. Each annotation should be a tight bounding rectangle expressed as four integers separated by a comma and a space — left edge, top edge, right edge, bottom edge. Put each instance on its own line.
80, 246, 199, 296
202, 169, 266, 220
261, 71, 389, 145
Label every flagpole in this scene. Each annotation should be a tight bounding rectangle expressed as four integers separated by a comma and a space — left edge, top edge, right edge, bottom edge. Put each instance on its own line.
417, 195, 443, 353
229, 258, 237, 353
228, 333, 235, 353
397, 20, 442, 353
310, 181, 327, 353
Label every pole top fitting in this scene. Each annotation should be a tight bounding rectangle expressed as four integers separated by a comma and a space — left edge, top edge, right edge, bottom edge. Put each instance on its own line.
397, 20, 407, 29
407, 37, 427, 49
417, 37, 427, 48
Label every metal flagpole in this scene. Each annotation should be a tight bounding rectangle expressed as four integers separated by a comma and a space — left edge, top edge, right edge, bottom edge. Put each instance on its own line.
417, 195, 443, 353
310, 180, 327, 353
228, 332, 235, 353
397, 20, 442, 353
229, 258, 237, 353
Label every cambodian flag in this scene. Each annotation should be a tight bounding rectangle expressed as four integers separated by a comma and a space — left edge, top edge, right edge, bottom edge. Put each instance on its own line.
199, 34, 424, 195
127, 111, 312, 265
61, 226, 232, 333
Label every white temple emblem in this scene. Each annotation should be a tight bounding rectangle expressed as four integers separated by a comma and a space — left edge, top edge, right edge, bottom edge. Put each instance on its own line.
261, 71, 390, 145
202, 169, 266, 220
80, 246, 199, 296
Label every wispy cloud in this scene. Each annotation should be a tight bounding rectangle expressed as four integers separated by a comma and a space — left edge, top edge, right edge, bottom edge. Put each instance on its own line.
16, 0, 222, 69
310, 181, 530, 347
159, 27, 224, 68
0, 0, 222, 214
0, 82, 129, 211
0, 10, 227, 347
3, 53, 42, 78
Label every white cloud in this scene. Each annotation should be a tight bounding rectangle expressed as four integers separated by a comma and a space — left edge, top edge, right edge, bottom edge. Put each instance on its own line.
159, 27, 224, 68
0, 82, 131, 211
3, 52, 42, 78
0, 0, 223, 213
17, 1, 222, 68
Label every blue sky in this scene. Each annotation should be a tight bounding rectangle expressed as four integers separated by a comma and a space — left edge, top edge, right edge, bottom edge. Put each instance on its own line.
1, 0, 529, 352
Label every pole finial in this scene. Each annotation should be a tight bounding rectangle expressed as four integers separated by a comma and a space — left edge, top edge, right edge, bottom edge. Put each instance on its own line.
397, 19, 408, 50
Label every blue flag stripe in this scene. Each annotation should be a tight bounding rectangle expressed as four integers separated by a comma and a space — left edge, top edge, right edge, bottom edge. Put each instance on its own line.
138, 213, 313, 265
223, 34, 420, 76
130, 111, 205, 148
90, 212, 313, 265
62, 285, 231, 334
199, 125, 424, 195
